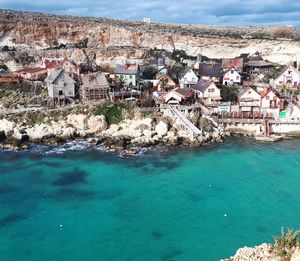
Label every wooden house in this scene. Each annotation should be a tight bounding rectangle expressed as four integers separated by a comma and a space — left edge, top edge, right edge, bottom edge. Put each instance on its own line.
45, 69, 75, 101
156, 73, 177, 91
237, 87, 261, 114
245, 53, 274, 80
223, 67, 242, 85
261, 88, 283, 110
198, 63, 222, 83
14, 67, 47, 81
274, 64, 300, 90
179, 68, 198, 88
115, 63, 141, 88
61, 58, 80, 79
193, 80, 221, 106
81, 73, 110, 101
164, 87, 194, 105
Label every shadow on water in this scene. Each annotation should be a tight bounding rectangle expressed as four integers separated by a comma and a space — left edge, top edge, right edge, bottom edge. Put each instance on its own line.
0, 186, 18, 195
46, 188, 96, 201
0, 214, 26, 227
161, 247, 183, 261
52, 169, 88, 186
152, 231, 163, 240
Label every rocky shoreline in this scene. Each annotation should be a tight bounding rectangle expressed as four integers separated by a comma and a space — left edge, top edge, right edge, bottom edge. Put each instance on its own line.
222, 243, 300, 261
0, 113, 227, 155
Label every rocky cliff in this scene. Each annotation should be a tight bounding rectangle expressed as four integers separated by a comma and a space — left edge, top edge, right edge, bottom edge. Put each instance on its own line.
1, 9, 300, 69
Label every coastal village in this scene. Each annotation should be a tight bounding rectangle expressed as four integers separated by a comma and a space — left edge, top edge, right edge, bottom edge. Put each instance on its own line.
1, 49, 300, 144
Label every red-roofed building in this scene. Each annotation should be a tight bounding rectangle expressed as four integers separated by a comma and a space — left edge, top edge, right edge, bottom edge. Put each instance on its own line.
221, 58, 244, 72
14, 67, 48, 81
261, 88, 283, 110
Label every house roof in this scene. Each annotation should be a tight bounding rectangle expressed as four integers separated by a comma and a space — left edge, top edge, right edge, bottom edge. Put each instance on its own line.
44, 59, 62, 69
62, 58, 77, 67
245, 60, 273, 67
14, 67, 47, 74
260, 88, 281, 99
179, 68, 195, 78
45, 69, 64, 83
221, 58, 244, 70
81, 73, 109, 89
274, 64, 300, 88
223, 67, 241, 75
199, 63, 222, 77
174, 87, 193, 98
193, 80, 213, 93
238, 86, 260, 99
115, 64, 139, 74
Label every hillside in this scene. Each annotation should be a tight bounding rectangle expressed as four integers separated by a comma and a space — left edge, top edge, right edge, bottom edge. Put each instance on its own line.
1, 9, 300, 70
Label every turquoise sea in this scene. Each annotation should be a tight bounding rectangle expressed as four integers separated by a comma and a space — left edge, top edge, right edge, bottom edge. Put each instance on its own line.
1, 138, 300, 261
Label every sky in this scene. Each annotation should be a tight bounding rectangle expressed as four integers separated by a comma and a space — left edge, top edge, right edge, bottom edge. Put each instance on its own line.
1, 0, 300, 26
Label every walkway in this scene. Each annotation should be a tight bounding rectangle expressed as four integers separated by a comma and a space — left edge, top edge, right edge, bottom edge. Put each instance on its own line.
170, 107, 202, 138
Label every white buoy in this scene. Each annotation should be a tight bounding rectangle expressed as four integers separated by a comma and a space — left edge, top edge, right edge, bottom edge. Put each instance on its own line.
59, 224, 63, 227
209, 185, 212, 188
224, 214, 227, 217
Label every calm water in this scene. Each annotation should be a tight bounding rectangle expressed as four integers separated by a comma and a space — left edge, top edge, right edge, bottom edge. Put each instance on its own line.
0, 138, 300, 261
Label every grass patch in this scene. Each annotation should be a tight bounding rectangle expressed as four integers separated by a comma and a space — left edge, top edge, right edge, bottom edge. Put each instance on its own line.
94, 102, 136, 125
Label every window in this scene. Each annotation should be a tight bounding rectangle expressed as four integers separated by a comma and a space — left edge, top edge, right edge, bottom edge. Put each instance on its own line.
294, 82, 298, 86
288, 70, 292, 75
236, 76, 240, 80
129, 75, 132, 79
231, 70, 234, 74
248, 91, 251, 94
59, 90, 63, 95
208, 88, 215, 93
266, 96, 270, 100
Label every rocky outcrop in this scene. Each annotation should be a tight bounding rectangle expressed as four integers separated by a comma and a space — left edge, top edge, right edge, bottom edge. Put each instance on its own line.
100, 115, 225, 152
223, 244, 300, 261
0, 114, 108, 146
1, 9, 300, 71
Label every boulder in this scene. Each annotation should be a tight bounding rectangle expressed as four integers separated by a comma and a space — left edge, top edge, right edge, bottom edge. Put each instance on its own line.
291, 248, 300, 261
87, 115, 107, 133
0, 119, 15, 136
67, 114, 87, 130
143, 129, 154, 139
155, 121, 169, 136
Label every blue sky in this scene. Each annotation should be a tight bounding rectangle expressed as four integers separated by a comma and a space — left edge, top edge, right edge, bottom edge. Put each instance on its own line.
1, 0, 300, 26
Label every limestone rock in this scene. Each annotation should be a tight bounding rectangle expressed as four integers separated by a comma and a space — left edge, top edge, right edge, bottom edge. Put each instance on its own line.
67, 114, 87, 130
155, 121, 169, 136
0, 119, 15, 136
87, 115, 107, 133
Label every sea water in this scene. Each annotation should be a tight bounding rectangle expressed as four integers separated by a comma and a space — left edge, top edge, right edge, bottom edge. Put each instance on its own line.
0, 138, 300, 261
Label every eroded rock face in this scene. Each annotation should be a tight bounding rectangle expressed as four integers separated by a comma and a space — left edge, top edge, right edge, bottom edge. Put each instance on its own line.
87, 115, 107, 133
222, 244, 280, 261
1, 9, 300, 70
155, 121, 169, 136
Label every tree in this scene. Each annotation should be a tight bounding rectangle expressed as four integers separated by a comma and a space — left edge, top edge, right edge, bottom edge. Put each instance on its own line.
115, 75, 126, 89
219, 84, 239, 102
168, 64, 185, 80
142, 66, 158, 79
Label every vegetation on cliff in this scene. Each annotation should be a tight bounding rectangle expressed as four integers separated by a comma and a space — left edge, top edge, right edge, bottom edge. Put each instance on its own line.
273, 227, 300, 258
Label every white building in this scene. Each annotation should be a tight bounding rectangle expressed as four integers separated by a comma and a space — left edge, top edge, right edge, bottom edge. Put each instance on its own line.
179, 68, 198, 88
274, 64, 300, 90
223, 67, 242, 85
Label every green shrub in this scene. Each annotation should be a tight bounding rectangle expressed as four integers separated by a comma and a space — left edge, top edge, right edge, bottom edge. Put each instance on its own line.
94, 102, 136, 125
273, 227, 300, 257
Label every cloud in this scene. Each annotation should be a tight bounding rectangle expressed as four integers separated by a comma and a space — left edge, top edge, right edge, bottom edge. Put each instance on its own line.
1, 0, 300, 26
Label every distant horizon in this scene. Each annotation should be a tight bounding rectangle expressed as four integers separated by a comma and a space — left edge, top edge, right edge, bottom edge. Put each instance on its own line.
1, 0, 300, 27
